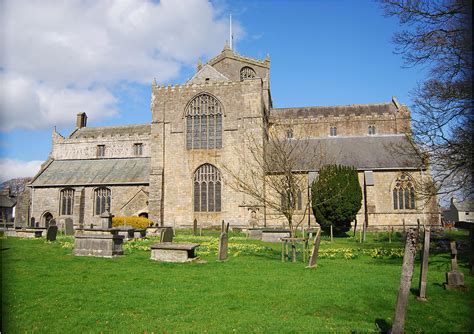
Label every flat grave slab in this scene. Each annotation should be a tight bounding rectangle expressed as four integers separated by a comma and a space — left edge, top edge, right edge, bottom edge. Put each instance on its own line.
150, 242, 200, 263
15, 228, 44, 238
261, 228, 291, 242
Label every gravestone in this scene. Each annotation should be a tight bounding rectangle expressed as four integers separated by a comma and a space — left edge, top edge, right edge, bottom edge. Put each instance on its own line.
50, 218, 57, 226
218, 232, 228, 261
30, 217, 35, 228
417, 226, 431, 301
46, 225, 58, 241
444, 241, 465, 290
217, 222, 229, 261
392, 228, 418, 334
193, 218, 198, 236
65, 218, 74, 236
160, 227, 173, 243
307, 227, 321, 268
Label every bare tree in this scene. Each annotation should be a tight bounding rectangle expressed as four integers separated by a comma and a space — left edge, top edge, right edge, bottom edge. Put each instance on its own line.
379, 0, 473, 201
223, 124, 330, 239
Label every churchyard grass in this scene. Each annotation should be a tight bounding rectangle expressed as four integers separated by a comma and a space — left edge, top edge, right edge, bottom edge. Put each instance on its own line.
1, 230, 473, 332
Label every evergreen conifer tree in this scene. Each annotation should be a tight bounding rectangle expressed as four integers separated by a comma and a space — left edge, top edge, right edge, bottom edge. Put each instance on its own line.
311, 165, 362, 234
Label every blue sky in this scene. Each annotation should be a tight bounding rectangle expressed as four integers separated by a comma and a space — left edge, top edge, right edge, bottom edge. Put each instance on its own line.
0, 0, 428, 182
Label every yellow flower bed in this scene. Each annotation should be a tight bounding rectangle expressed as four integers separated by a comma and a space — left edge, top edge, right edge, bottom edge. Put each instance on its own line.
112, 216, 151, 229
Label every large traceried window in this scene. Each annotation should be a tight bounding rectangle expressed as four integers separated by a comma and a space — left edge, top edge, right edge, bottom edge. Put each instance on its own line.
194, 164, 221, 212
94, 187, 111, 215
240, 66, 256, 80
60, 188, 74, 215
392, 175, 416, 210
185, 94, 223, 150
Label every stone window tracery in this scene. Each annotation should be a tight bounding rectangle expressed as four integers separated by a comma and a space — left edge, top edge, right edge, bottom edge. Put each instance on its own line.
240, 66, 256, 80
60, 188, 74, 215
392, 175, 416, 210
185, 93, 222, 150
194, 164, 221, 212
330, 126, 337, 137
94, 187, 111, 215
133, 143, 143, 156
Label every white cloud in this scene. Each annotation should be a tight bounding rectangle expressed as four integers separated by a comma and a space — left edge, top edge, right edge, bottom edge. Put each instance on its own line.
0, 159, 43, 182
1, 0, 242, 131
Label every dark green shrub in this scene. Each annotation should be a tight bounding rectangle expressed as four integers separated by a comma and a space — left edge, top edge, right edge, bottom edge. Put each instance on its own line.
311, 165, 362, 235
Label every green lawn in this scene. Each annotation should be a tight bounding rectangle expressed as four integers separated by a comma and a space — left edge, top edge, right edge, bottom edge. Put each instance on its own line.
1, 230, 473, 333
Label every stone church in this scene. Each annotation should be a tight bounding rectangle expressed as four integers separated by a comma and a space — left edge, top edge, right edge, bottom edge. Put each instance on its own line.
28, 45, 439, 230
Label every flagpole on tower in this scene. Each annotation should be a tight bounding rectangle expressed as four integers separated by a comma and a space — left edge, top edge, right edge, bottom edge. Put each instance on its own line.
229, 14, 233, 50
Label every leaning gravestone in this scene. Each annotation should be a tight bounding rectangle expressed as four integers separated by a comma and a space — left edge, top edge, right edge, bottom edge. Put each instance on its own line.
392, 228, 418, 334
307, 226, 321, 268
444, 241, 465, 290
65, 218, 74, 236
160, 227, 174, 243
46, 225, 58, 241
417, 226, 431, 301
193, 218, 198, 236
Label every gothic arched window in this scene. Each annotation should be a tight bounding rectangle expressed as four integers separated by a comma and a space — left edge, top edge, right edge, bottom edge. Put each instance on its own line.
393, 175, 416, 210
330, 126, 337, 137
60, 188, 74, 215
185, 93, 223, 150
94, 187, 111, 215
240, 66, 256, 80
194, 164, 221, 212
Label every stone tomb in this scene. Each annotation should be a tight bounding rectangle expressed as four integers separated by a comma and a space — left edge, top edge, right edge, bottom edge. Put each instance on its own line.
73, 228, 124, 257
150, 243, 200, 263
247, 228, 263, 240
16, 228, 45, 238
261, 228, 291, 242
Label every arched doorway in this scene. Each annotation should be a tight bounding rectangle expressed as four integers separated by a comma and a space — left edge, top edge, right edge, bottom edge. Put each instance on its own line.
42, 212, 53, 228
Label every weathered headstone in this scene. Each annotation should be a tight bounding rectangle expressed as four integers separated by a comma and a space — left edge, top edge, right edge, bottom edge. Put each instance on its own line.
417, 226, 431, 301
160, 227, 173, 243
444, 241, 465, 290
30, 217, 35, 228
307, 227, 321, 268
100, 204, 113, 229
193, 218, 198, 236
46, 225, 58, 241
392, 228, 418, 334
65, 218, 74, 236
50, 218, 57, 226
218, 232, 228, 261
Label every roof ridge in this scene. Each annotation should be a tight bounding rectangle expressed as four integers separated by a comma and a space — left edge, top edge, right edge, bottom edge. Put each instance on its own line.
271, 101, 392, 111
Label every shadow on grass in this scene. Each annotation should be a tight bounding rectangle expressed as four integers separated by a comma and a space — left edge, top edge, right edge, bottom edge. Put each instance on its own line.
374, 318, 391, 333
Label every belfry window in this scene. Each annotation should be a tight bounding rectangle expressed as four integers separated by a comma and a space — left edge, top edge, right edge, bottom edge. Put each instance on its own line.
94, 187, 111, 215
185, 93, 223, 150
133, 143, 143, 156
368, 125, 376, 135
194, 164, 221, 212
60, 188, 74, 215
97, 145, 105, 158
392, 175, 416, 210
330, 126, 337, 137
240, 66, 256, 80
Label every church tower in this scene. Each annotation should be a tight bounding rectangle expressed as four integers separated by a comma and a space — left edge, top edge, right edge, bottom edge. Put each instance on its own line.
149, 45, 271, 226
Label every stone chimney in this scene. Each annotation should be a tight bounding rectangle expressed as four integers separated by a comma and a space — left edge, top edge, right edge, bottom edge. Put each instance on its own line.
76, 112, 87, 128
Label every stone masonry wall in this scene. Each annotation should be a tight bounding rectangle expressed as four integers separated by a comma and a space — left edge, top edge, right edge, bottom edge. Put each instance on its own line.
30, 185, 149, 228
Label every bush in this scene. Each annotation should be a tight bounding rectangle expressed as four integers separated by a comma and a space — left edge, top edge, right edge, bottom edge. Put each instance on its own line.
112, 216, 151, 229
311, 164, 362, 235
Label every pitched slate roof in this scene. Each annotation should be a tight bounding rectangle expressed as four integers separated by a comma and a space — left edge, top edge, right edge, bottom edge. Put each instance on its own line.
69, 124, 150, 139
270, 102, 398, 119
187, 64, 231, 84
0, 195, 16, 208
454, 199, 474, 212
30, 158, 150, 187
266, 135, 423, 171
